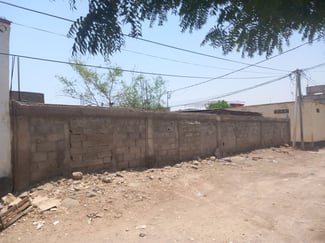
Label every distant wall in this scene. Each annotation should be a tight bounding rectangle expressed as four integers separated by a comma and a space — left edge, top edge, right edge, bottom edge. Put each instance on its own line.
11, 102, 290, 191
10, 91, 44, 103
227, 100, 325, 144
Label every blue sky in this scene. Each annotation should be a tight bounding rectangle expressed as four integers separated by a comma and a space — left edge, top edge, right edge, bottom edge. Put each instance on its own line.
1, 0, 325, 109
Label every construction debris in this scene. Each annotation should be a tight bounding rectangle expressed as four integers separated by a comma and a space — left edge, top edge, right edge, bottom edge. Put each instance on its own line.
0, 193, 31, 230
31, 196, 61, 213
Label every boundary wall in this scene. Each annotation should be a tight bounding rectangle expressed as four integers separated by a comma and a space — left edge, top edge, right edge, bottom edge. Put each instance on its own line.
11, 102, 290, 191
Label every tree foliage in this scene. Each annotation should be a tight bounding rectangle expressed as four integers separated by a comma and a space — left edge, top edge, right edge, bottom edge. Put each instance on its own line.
57, 59, 167, 110
68, 0, 325, 58
56, 59, 122, 106
119, 75, 167, 110
206, 100, 231, 109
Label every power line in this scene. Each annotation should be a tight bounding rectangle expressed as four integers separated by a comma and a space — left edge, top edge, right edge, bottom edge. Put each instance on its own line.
170, 36, 323, 93
0, 52, 232, 79
0, 51, 279, 81
125, 35, 288, 72
11, 21, 280, 75
170, 74, 290, 108
0, 0, 289, 73
171, 59, 325, 108
12, 22, 69, 37
0, 1, 75, 23
11, 21, 278, 75
121, 48, 282, 75
3, 0, 322, 92
302, 62, 325, 72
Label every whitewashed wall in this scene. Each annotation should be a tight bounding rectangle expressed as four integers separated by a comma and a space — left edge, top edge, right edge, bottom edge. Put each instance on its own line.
0, 18, 11, 179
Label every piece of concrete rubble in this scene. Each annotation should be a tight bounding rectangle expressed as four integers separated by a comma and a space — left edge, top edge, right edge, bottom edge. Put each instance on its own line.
102, 177, 113, 183
192, 160, 199, 166
115, 173, 124, 178
72, 172, 83, 180
86, 191, 97, 198
191, 165, 199, 170
38, 198, 61, 212
61, 198, 80, 208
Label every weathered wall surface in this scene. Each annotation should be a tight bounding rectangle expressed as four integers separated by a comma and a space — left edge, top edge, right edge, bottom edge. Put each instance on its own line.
0, 18, 12, 196
11, 102, 290, 191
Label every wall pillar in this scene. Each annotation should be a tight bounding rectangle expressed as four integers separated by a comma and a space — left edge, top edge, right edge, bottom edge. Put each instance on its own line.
0, 18, 12, 196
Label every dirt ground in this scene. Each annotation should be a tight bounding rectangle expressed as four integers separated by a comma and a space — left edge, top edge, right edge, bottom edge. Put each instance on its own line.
1, 146, 325, 243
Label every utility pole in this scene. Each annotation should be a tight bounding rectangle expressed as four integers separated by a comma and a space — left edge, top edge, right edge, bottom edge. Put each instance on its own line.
292, 83, 298, 148
166, 91, 171, 110
296, 69, 304, 149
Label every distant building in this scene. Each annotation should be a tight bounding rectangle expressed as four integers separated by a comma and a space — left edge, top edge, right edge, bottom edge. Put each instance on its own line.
228, 86, 325, 146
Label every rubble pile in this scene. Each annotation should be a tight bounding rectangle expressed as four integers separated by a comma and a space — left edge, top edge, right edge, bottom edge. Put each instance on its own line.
0, 193, 31, 230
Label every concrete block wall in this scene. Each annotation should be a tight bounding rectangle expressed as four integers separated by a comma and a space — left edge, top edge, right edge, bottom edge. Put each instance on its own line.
11, 102, 290, 191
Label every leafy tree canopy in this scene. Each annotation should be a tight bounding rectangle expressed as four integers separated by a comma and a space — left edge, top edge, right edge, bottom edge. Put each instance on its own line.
118, 75, 167, 110
57, 58, 167, 110
68, 0, 325, 58
56, 58, 123, 106
206, 100, 231, 109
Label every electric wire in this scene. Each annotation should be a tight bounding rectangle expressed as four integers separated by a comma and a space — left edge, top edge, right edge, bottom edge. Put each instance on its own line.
0, 0, 292, 73
169, 37, 323, 93
302, 62, 325, 72
2, 0, 324, 103
170, 74, 291, 108
0, 52, 237, 79
11, 21, 281, 76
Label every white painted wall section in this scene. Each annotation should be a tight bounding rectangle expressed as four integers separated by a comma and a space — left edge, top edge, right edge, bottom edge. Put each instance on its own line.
0, 18, 11, 178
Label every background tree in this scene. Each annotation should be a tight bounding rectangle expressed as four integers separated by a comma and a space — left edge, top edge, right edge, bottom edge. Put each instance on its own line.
206, 100, 231, 109
119, 75, 167, 110
67, 0, 325, 58
57, 59, 167, 110
56, 59, 122, 106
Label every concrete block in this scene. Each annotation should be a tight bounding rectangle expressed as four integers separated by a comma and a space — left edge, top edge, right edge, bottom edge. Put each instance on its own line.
37, 142, 56, 152
32, 152, 47, 162
47, 133, 65, 142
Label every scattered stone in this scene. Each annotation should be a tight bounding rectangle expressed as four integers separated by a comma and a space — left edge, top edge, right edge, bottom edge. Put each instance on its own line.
139, 233, 146, 237
72, 186, 82, 191
115, 173, 123, 178
191, 165, 199, 170
102, 177, 113, 183
72, 172, 83, 180
196, 192, 207, 198
224, 158, 232, 163
209, 156, 216, 161
86, 191, 97, 198
148, 175, 154, 180
61, 198, 79, 208
53, 221, 59, 225
33, 220, 45, 230
192, 160, 199, 166
252, 156, 263, 161
136, 225, 147, 229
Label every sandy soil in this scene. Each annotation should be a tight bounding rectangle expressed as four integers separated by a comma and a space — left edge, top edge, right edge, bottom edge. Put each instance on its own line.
1, 146, 325, 243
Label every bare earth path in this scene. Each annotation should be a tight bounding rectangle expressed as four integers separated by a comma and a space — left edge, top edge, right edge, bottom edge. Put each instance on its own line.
1, 146, 325, 243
